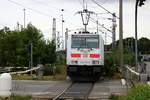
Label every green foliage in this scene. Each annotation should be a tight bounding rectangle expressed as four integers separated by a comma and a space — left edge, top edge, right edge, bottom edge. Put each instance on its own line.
10, 95, 31, 100
56, 50, 66, 64
104, 51, 135, 77
43, 64, 65, 76
111, 37, 150, 54
125, 84, 150, 100
110, 84, 150, 100
0, 95, 31, 100
43, 64, 54, 76
109, 95, 120, 100
138, 37, 150, 54
0, 24, 56, 67
55, 64, 65, 74
104, 52, 118, 76
123, 53, 135, 66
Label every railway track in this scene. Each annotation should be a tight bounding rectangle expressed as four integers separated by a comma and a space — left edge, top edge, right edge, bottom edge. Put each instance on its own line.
53, 82, 94, 100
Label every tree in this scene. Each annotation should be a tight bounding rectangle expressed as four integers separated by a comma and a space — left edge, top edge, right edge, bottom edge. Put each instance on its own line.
42, 40, 56, 64
0, 24, 56, 67
138, 37, 150, 54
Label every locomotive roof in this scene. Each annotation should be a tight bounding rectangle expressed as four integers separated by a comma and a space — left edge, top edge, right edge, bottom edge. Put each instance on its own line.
70, 31, 99, 35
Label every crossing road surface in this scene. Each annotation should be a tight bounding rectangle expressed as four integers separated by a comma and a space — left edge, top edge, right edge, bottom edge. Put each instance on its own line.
12, 80, 127, 99
12, 80, 71, 99
89, 79, 127, 99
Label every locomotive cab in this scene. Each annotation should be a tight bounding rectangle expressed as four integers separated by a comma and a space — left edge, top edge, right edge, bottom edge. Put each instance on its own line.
66, 31, 104, 81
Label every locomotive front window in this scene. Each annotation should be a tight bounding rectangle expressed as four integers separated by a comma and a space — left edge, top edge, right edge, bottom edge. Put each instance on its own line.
72, 35, 99, 48
86, 38, 99, 48
72, 37, 86, 48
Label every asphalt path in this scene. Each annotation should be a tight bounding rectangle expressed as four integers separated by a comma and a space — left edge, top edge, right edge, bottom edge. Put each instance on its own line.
12, 80, 71, 98
11, 79, 127, 99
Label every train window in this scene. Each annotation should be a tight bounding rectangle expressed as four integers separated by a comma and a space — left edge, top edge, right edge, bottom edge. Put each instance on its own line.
71, 35, 99, 48
86, 38, 99, 48
72, 37, 86, 48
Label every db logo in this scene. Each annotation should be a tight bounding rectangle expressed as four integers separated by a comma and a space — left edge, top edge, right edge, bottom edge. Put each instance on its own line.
83, 54, 88, 58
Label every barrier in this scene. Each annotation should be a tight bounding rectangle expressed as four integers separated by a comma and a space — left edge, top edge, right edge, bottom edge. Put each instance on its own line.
125, 65, 140, 76
125, 65, 148, 86
0, 73, 12, 97
10, 66, 41, 75
125, 65, 140, 86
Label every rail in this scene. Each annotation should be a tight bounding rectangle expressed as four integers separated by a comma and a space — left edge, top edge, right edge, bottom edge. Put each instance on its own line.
53, 83, 74, 100
53, 83, 94, 100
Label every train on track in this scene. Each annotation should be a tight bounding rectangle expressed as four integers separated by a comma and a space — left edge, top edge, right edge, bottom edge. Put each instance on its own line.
66, 9, 104, 81
66, 31, 104, 81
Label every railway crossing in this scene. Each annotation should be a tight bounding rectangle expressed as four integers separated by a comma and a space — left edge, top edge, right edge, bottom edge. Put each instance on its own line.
12, 79, 127, 100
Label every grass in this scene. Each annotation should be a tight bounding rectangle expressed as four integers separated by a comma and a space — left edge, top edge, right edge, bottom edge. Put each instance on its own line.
12, 64, 66, 81
109, 84, 150, 100
0, 95, 31, 100
125, 84, 150, 100
12, 74, 66, 81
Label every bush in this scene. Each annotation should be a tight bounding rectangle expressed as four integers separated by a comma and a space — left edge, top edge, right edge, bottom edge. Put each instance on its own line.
43, 64, 65, 76
104, 52, 118, 76
110, 84, 150, 100
123, 53, 135, 66
125, 84, 150, 100
109, 95, 120, 100
11, 67, 27, 72
10, 95, 31, 100
104, 51, 135, 77
0, 95, 31, 100
43, 64, 54, 76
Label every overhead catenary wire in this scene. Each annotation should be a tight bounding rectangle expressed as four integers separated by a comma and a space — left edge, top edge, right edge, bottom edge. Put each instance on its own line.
7, 0, 75, 27
89, 18, 113, 39
30, 0, 60, 14
32, 0, 60, 11
31, 0, 73, 14
33, 0, 75, 15
90, 17, 112, 33
91, 0, 119, 19
7, 0, 62, 20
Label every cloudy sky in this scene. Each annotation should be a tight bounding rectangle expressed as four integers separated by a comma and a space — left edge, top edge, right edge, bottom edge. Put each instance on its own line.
0, 0, 150, 44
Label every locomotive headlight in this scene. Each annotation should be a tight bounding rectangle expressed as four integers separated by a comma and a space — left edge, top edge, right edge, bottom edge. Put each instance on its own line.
71, 61, 78, 64
92, 60, 99, 64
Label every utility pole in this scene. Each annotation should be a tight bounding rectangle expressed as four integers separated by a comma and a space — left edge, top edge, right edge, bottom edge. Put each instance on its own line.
52, 18, 56, 44
96, 20, 99, 33
119, 0, 124, 77
17, 22, 20, 31
65, 28, 68, 50
135, 0, 146, 67
135, 0, 138, 68
23, 8, 26, 28
104, 32, 107, 51
61, 9, 64, 50
30, 42, 33, 76
57, 32, 60, 51
112, 13, 117, 49
96, 14, 99, 33
105, 32, 107, 45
